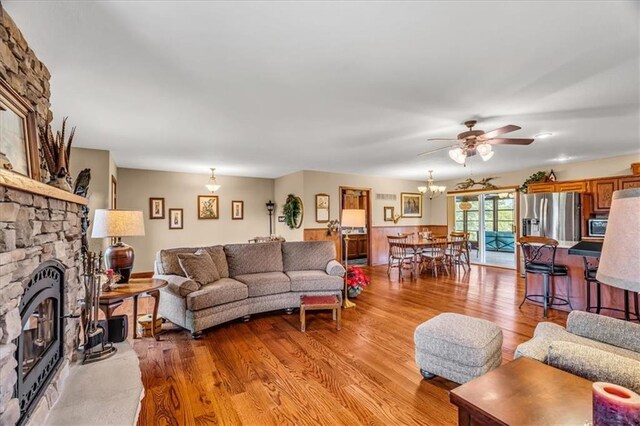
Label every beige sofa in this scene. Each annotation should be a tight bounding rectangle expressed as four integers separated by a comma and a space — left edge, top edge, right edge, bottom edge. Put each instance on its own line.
154, 241, 345, 337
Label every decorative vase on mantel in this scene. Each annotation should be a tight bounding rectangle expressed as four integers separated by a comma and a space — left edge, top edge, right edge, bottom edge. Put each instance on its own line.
39, 117, 76, 193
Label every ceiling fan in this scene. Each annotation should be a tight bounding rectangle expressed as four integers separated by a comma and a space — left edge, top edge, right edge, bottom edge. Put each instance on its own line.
418, 120, 534, 164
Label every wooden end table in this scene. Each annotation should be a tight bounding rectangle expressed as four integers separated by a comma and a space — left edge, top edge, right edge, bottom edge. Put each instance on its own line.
450, 357, 592, 426
300, 295, 341, 332
99, 278, 167, 341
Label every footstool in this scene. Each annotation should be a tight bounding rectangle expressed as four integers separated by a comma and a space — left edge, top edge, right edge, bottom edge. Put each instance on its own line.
414, 313, 503, 384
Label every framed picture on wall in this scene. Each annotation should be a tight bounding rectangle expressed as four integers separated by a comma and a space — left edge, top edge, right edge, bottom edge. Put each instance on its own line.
383, 206, 394, 222
0, 79, 40, 180
231, 200, 244, 220
168, 208, 183, 229
315, 193, 330, 223
149, 197, 164, 219
198, 195, 219, 219
401, 192, 422, 218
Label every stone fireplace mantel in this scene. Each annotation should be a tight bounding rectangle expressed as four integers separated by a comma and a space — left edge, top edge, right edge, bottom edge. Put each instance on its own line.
0, 171, 87, 425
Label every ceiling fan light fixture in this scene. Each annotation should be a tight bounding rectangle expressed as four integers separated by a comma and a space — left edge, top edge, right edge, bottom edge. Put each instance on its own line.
449, 147, 466, 164
480, 151, 495, 161
476, 142, 492, 156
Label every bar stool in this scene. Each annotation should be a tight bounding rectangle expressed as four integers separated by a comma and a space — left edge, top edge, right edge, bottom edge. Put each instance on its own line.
583, 257, 639, 321
519, 237, 573, 318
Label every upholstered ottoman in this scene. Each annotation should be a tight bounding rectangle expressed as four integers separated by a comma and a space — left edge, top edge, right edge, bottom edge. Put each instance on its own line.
414, 313, 503, 384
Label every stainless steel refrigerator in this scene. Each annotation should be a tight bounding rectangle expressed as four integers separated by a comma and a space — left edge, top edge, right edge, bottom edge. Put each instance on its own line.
520, 192, 581, 241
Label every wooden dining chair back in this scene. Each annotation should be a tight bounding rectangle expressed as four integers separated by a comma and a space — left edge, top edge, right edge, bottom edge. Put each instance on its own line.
448, 231, 470, 271
421, 238, 450, 278
387, 236, 414, 280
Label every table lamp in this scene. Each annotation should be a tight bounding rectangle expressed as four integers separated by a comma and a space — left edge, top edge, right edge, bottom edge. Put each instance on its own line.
596, 188, 640, 319
341, 209, 366, 309
91, 209, 145, 283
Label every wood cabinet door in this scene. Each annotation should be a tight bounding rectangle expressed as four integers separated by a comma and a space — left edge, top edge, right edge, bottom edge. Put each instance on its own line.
358, 237, 368, 257
620, 176, 640, 190
556, 181, 588, 193
592, 178, 618, 212
528, 183, 556, 193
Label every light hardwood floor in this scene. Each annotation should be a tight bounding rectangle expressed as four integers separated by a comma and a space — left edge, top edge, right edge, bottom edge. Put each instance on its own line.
131, 265, 568, 425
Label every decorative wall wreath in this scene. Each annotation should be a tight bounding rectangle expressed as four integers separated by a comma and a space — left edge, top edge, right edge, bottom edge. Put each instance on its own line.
283, 194, 304, 229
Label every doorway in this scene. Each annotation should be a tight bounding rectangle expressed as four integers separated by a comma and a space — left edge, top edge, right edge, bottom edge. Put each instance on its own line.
453, 190, 517, 268
339, 187, 372, 266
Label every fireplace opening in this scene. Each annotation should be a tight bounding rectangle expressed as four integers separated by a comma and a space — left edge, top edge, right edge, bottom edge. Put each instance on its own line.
15, 260, 65, 425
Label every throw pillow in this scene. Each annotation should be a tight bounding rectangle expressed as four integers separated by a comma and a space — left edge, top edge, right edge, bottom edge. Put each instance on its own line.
177, 249, 220, 286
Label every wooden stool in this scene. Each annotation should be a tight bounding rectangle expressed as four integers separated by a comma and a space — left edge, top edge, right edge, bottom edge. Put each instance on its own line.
300, 295, 341, 332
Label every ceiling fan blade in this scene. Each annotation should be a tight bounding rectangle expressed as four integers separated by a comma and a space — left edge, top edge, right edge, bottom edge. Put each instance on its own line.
488, 138, 534, 145
480, 125, 521, 140
426, 138, 460, 142
417, 146, 452, 157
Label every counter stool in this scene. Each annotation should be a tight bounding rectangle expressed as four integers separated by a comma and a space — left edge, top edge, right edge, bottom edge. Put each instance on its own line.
583, 257, 639, 322
519, 237, 573, 318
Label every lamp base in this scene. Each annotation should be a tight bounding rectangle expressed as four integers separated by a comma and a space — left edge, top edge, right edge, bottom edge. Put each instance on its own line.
342, 298, 356, 309
104, 241, 134, 283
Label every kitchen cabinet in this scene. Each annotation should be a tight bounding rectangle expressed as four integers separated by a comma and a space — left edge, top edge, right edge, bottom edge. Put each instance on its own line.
620, 176, 640, 190
556, 180, 589, 193
591, 178, 618, 212
528, 183, 556, 193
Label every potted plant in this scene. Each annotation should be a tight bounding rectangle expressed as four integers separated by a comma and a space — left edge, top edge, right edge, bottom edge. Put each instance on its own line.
346, 266, 370, 298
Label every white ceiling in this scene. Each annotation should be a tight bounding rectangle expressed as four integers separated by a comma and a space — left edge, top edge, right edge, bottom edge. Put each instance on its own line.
4, 1, 640, 181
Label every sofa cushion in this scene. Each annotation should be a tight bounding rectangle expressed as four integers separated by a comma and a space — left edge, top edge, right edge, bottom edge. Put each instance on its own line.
282, 241, 336, 271
177, 250, 220, 286
234, 272, 291, 297
225, 242, 283, 276
186, 278, 248, 311
566, 311, 640, 353
157, 247, 201, 276
547, 341, 640, 394
154, 274, 200, 297
204, 245, 229, 279
286, 270, 344, 292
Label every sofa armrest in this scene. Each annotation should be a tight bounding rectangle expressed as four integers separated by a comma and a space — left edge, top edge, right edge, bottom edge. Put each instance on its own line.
548, 341, 640, 394
566, 311, 640, 353
154, 274, 200, 297
326, 260, 345, 277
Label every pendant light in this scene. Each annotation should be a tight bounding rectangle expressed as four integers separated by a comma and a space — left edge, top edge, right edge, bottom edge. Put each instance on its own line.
205, 168, 221, 193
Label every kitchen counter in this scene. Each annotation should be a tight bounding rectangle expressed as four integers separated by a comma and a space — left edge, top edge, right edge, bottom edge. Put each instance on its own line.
517, 240, 579, 249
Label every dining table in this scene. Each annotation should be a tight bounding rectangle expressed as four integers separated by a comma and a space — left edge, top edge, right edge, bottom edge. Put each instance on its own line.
391, 237, 466, 276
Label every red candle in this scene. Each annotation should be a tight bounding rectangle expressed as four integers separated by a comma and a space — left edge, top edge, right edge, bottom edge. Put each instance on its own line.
593, 382, 640, 426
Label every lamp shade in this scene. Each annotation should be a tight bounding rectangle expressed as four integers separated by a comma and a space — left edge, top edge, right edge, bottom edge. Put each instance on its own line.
596, 188, 640, 292
91, 209, 145, 238
341, 209, 366, 228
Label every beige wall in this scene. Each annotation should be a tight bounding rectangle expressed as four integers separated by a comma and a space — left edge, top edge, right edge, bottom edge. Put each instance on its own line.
428, 153, 640, 224
273, 171, 305, 241
117, 168, 274, 272
69, 147, 113, 253
301, 170, 429, 228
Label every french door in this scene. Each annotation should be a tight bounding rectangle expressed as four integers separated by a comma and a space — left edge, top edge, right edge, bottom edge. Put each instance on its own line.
453, 191, 516, 268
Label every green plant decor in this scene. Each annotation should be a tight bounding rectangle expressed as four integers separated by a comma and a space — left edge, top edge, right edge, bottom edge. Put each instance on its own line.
283, 194, 303, 229
520, 171, 549, 193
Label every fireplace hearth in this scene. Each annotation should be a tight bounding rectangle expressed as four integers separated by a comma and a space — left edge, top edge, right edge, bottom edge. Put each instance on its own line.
15, 260, 65, 425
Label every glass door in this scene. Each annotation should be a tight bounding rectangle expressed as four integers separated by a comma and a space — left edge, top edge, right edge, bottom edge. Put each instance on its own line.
454, 191, 516, 268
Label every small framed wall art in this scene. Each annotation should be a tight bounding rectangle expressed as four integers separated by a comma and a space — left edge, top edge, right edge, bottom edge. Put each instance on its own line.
168, 208, 183, 230
401, 192, 422, 218
149, 197, 165, 219
383, 206, 394, 222
315, 193, 330, 223
231, 200, 244, 220
0, 79, 40, 180
198, 195, 219, 219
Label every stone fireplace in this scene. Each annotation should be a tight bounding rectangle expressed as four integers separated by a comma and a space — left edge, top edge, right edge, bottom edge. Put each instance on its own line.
0, 176, 86, 426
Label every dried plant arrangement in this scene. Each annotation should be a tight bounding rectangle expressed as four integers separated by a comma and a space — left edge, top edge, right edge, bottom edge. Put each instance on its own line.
39, 117, 76, 191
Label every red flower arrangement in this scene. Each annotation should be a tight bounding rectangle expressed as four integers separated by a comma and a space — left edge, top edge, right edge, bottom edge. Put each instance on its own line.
346, 266, 370, 289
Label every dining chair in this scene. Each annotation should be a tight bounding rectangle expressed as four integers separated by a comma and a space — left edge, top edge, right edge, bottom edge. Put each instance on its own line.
421, 238, 450, 278
448, 232, 470, 272
387, 236, 415, 279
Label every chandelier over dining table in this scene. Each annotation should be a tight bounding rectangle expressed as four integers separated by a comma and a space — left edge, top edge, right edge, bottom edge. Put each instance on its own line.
418, 170, 446, 199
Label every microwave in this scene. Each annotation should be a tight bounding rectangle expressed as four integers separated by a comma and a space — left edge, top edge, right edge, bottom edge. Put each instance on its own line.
588, 219, 608, 237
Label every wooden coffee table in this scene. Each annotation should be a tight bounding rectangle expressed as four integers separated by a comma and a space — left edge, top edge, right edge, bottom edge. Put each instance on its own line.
300, 295, 341, 332
450, 357, 592, 426
99, 278, 167, 340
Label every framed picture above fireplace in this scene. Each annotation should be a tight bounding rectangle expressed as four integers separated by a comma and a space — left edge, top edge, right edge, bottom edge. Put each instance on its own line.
0, 79, 40, 181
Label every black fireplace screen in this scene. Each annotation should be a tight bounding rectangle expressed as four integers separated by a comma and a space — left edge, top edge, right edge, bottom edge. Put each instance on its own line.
15, 260, 65, 425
